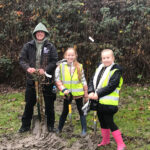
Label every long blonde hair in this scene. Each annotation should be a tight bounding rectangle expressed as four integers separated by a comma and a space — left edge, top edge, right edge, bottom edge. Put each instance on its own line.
64, 48, 82, 81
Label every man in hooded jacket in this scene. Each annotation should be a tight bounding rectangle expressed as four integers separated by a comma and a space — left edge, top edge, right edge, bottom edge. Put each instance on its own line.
19, 22, 58, 133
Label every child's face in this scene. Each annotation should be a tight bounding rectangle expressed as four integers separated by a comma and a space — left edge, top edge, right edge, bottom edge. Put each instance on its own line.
65, 49, 76, 64
101, 51, 114, 67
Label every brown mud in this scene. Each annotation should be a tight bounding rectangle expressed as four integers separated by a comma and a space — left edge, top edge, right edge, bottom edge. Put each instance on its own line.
0, 85, 99, 150
0, 131, 99, 150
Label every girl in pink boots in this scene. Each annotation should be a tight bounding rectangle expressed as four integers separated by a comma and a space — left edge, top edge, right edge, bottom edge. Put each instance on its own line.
88, 49, 126, 150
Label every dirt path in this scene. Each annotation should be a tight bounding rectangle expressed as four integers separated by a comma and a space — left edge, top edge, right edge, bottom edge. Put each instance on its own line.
0, 131, 99, 150
0, 86, 99, 150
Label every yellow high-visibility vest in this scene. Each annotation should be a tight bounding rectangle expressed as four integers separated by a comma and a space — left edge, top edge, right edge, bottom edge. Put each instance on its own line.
98, 69, 123, 106
59, 63, 84, 96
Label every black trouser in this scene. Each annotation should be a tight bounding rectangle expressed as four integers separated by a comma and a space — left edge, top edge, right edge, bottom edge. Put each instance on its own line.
97, 104, 118, 132
21, 82, 56, 128
58, 97, 84, 130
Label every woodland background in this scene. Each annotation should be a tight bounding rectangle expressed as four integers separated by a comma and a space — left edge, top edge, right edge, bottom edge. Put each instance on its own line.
0, 0, 150, 87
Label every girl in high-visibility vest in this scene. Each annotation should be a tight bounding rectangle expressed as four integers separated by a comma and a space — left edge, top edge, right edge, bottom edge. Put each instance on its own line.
55, 47, 88, 136
88, 49, 126, 150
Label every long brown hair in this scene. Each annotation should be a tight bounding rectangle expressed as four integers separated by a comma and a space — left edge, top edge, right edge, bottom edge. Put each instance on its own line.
64, 48, 82, 81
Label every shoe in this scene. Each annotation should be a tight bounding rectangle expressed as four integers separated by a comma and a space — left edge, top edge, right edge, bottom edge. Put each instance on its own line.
18, 126, 30, 133
97, 128, 110, 147
48, 126, 56, 132
81, 129, 87, 137
80, 115, 87, 137
56, 128, 62, 134
112, 130, 126, 150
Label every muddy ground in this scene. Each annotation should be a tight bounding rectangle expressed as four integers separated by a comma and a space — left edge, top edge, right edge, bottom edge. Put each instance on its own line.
0, 130, 99, 150
0, 85, 100, 150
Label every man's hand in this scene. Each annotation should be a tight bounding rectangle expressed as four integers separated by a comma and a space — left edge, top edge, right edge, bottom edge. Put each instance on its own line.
27, 68, 36, 74
38, 69, 45, 75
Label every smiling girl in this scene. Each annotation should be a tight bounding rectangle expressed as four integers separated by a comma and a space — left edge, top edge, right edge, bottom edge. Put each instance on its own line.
55, 47, 88, 136
88, 49, 126, 150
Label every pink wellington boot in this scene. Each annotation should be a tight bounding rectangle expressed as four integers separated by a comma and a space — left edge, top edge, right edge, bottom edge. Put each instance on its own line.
112, 130, 126, 150
97, 128, 110, 147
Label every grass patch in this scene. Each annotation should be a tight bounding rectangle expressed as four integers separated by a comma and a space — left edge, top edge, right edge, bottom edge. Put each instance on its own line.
0, 85, 150, 149
0, 92, 25, 134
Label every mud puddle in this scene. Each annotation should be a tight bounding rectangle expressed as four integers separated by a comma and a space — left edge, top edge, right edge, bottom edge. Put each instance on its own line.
0, 129, 99, 150
0, 97, 99, 150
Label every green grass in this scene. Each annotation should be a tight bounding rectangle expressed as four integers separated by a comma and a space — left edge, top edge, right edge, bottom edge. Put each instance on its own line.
114, 85, 150, 149
0, 92, 25, 134
0, 85, 150, 149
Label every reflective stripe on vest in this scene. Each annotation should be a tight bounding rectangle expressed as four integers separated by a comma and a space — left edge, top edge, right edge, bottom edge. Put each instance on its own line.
59, 63, 84, 96
99, 69, 123, 106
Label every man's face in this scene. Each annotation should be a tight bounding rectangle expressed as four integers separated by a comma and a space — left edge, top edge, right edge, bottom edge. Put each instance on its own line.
101, 51, 114, 67
35, 31, 45, 41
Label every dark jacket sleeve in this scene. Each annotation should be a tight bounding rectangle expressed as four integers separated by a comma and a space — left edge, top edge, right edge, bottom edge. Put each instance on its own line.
96, 70, 121, 99
19, 43, 30, 72
45, 44, 58, 74
88, 73, 95, 93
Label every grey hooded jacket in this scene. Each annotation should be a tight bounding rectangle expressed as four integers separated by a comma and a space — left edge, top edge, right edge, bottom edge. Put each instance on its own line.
19, 22, 58, 83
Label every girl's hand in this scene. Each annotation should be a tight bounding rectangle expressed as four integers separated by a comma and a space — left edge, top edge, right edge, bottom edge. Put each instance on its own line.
64, 90, 70, 95
84, 97, 89, 103
92, 93, 98, 100
88, 92, 95, 99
